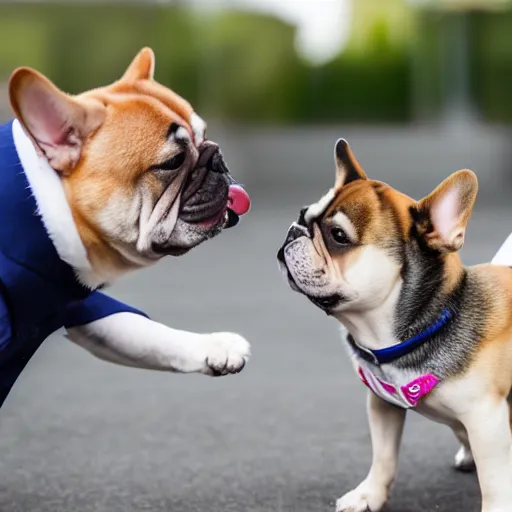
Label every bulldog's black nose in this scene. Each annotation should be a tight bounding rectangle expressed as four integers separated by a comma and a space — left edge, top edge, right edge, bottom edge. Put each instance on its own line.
208, 148, 229, 174
196, 142, 218, 168
196, 142, 229, 174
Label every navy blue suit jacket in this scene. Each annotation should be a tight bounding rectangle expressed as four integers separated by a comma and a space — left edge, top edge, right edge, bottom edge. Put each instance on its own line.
0, 120, 147, 407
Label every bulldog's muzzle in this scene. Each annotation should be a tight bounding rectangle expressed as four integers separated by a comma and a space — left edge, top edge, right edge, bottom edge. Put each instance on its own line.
181, 142, 250, 228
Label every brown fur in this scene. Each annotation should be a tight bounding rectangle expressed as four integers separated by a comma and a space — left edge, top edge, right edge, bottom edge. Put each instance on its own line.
329, 144, 512, 396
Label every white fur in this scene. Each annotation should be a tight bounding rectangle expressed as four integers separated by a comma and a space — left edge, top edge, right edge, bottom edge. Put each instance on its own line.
12, 120, 103, 288
338, 246, 401, 313
175, 126, 190, 142
190, 112, 206, 146
334, 249, 402, 351
66, 312, 250, 376
305, 188, 335, 224
331, 211, 357, 242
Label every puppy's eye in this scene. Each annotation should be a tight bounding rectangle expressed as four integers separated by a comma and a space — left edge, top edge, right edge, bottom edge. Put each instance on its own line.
159, 152, 186, 171
331, 227, 350, 245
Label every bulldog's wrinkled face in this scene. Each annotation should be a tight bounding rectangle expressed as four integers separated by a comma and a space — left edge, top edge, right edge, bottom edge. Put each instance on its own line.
278, 139, 478, 315
9, 47, 250, 280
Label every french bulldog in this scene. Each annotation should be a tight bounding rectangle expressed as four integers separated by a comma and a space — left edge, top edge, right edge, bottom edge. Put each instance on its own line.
278, 139, 512, 512
0, 47, 250, 409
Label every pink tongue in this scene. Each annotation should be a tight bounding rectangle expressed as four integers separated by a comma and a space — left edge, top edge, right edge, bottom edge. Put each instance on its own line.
228, 184, 251, 216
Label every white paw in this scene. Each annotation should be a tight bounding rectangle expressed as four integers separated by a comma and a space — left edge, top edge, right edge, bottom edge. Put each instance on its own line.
336, 483, 387, 512
202, 332, 250, 376
454, 445, 475, 472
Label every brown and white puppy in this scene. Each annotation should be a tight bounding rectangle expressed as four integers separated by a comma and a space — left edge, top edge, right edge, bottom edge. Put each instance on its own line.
278, 140, 512, 512
8, 48, 251, 377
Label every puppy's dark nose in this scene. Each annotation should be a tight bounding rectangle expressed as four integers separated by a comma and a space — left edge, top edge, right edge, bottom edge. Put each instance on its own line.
285, 223, 308, 244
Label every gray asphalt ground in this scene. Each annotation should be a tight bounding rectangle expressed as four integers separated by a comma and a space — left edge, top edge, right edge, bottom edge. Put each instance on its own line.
1, 195, 511, 512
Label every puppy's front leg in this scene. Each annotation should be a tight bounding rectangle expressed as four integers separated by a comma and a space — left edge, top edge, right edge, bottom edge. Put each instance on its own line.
66, 312, 250, 376
336, 392, 406, 512
461, 397, 512, 512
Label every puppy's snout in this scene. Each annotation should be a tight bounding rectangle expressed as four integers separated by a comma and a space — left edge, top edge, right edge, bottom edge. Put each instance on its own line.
277, 222, 308, 265
286, 223, 308, 244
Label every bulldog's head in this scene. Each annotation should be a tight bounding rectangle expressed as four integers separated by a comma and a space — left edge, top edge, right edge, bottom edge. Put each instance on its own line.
9, 48, 250, 282
278, 139, 478, 316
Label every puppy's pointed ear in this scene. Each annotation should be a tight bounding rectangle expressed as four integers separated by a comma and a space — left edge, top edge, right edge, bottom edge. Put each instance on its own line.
122, 47, 155, 82
334, 138, 367, 188
415, 170, 478, 253
9, 68, 106, 174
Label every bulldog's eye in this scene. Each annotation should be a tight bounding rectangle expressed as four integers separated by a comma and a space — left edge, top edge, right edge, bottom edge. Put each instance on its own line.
331, 227, 350, 245
159, 152, 186, 171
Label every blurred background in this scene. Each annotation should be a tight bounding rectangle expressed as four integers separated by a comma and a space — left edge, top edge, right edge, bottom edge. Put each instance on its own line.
1, 0, 512, 203
0, 1, 511, 511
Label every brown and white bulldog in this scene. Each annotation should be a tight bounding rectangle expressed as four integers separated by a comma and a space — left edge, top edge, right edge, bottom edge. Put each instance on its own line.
10, 47, 251, 279
1, 47, 251, 389
278, 139, 512, 512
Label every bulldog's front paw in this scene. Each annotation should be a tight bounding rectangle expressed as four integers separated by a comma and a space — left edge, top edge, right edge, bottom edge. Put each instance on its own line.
336, 482, 388, 512
202, 333, 250, 376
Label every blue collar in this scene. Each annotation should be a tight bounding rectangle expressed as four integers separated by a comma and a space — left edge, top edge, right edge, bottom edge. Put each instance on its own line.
350, 308, 453, 365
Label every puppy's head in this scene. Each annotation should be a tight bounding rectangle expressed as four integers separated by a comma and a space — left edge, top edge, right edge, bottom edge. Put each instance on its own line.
278, 139, 478, 315
9, 48, 250, 280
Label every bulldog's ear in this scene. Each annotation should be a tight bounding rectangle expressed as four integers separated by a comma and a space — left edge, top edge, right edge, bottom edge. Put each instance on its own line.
415, 170, 478, 253
9, 67, 106, 174
122, 47, 155, 82
334, 138, 367, 188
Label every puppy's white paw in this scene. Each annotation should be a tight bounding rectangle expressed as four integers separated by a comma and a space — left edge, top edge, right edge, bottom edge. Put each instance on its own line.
454, 444, 475, 472
202, 333, 250, 376
336, 482, 387, 512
